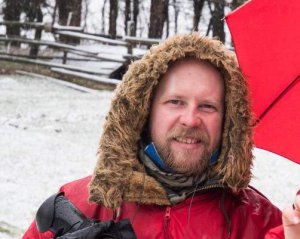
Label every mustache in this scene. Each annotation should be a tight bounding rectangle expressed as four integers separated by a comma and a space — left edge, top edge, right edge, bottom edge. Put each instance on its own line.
167, 127, 210, 144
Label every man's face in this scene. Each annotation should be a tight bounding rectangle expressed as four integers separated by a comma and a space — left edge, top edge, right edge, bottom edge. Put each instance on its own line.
149, 59, 224, 176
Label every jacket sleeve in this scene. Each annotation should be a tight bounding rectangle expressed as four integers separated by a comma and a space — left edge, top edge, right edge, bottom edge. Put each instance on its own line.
22, 176, 93, 239
22, 219, 54, 239
264, 225, 284, 239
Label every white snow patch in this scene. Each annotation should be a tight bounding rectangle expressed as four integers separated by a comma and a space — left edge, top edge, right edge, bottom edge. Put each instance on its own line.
0, 74, 113, 238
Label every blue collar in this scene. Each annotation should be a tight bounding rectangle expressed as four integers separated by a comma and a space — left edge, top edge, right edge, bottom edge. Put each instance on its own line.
144, 142, 174, 173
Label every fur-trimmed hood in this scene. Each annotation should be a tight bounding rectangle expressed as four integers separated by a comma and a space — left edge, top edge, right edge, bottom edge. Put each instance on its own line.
89, 33, 253, 209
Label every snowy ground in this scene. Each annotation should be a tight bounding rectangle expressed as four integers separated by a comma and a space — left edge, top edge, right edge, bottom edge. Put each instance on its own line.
0, 74, 300, 239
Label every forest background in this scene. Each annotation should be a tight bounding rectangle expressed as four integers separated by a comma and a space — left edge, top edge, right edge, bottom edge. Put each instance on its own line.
0, 0, 248, 45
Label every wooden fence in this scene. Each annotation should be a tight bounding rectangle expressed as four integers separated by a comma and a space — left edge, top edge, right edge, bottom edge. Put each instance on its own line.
0, 21, 162, 89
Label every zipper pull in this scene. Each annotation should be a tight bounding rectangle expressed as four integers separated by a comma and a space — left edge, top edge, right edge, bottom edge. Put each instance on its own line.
164, 206, 171, 239
165, 206, 171, 221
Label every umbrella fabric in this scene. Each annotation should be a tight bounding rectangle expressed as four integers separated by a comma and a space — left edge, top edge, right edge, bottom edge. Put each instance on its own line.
226, 0, 300, 163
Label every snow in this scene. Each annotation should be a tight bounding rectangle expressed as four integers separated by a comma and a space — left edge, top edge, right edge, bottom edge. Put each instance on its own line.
56, 31, 127, 46
0, 74, 300, 239
0, 74, 112, 238
50, 68, 120, 84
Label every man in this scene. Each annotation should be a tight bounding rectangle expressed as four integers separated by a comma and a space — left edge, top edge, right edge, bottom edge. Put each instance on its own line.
24, 33, 291, 238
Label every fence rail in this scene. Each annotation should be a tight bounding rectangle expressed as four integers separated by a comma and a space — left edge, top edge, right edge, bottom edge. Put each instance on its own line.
0, 21, 161, 89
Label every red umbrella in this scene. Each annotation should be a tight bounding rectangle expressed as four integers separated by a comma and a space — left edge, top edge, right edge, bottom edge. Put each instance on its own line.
226, 0, 300, 164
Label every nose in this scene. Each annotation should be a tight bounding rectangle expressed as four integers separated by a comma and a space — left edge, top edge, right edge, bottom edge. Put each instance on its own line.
179, 107, 202, 128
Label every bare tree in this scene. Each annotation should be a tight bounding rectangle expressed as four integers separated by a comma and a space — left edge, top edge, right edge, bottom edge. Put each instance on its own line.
165, 0, 169, 37
133, 0, 139, 36
52, 1, 58, 26
57, 0, 82, 26
211, 0, 225, 42
109, 0, 118, 38
56, 0, 82, 43
206, 0, 225, 42
230, 0, 247, 10
124, 0, 130, 35
82, 0, 90, 31
193, 0, 205, 31
101, 0, 107, 34
22, 0, 45, 57
125, 0, 139, 36
171, 0, 180, 34
148, 0, 168, 39
3, 0, 22, 44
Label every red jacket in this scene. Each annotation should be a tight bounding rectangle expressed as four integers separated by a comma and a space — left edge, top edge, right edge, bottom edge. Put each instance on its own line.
23, 176, 283, 239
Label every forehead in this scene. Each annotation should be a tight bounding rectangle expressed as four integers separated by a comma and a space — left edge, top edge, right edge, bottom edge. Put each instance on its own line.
154, 58, 224, 98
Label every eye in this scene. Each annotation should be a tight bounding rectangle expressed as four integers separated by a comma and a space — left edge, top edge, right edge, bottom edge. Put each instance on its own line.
166, 99, 184, 106
170, 99, 181, 104
199, 104, 217, 113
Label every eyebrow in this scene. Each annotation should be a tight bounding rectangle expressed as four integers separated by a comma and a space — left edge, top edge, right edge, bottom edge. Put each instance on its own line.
162, 94, 223, 106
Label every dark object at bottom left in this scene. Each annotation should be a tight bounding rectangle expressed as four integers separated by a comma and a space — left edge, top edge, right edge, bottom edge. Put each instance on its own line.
35, 192, 137, 239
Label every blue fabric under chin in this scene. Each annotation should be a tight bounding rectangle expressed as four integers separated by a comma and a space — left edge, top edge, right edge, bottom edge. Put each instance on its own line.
209, 149, 220, 165
144, 142, 174, 173
144, 142, 220, 173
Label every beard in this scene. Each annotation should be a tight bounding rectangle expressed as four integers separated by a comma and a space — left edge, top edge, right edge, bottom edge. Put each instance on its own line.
154, 127, 213, 176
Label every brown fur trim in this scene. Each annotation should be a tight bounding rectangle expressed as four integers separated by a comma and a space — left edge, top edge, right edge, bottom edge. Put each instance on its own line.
89, 33, 253, 209
123, 171, 170, 206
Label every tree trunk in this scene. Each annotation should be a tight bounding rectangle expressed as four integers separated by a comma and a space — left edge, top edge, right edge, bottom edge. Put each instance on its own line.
52, 1, 58, 26
109, 0, 118, 38
29, 2, 43, 58
211, 0, 225, 42
164, 0, 169, 37
133, 0, 139, 36
193, 0, 205, 31
57, 0, 82, 43
231, 0, 247, 10
124, 0, 130, 35
57, 0, 82, 26
148, 0, 168, 39
172, 0, 179, 34
3, 0, 22, 45
125, 0, 139, 36
101, 0, 107, 34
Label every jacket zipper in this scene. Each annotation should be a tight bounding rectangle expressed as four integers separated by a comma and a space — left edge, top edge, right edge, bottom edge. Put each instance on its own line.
186, 183, 224, 198
164, 206, 171, 239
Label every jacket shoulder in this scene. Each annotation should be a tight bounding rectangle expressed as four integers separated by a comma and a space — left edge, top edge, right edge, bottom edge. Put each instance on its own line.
59, 175, 92, 196
22, 176, 102, 239
235, 186, 282, 216
241, 186, 280, 209
58, 176, 106, 219
228, 187, 282, 238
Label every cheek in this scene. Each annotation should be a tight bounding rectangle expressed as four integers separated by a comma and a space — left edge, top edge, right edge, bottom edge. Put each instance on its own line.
149, 108, 176, 140
208, 117, 223, 145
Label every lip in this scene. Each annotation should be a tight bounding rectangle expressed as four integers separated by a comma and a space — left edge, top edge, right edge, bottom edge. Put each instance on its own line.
175, 137, 201, 144
172, 138, 203, 150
